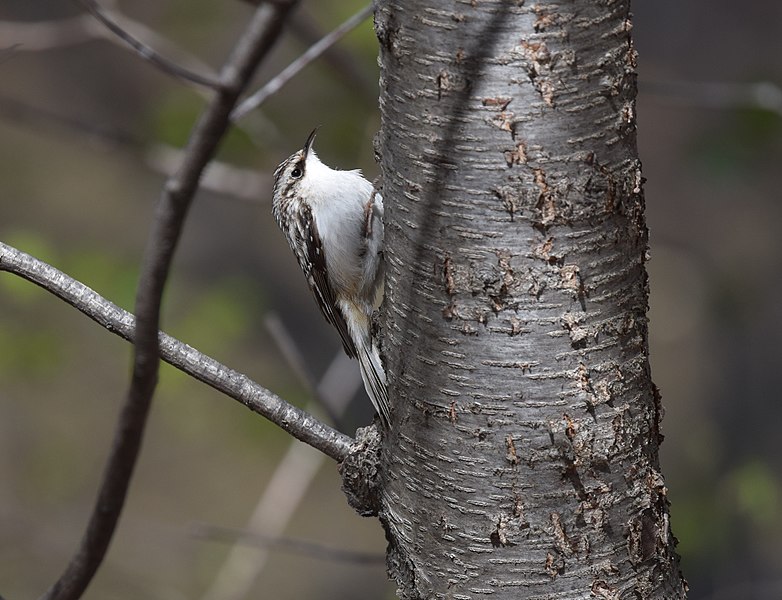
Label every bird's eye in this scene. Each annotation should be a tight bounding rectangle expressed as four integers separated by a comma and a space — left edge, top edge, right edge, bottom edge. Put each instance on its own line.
291, 167, 302, 179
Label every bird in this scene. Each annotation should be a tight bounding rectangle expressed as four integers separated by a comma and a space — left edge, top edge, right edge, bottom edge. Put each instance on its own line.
271, 129, 390, 425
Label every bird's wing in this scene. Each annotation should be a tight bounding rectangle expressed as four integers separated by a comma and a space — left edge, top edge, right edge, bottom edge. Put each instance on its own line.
296, 204, 357, 358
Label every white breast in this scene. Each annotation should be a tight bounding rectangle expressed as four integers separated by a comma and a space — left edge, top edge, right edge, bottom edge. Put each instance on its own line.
302, 153, 383, 303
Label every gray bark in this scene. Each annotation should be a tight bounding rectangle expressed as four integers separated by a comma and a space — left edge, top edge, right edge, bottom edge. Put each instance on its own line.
371, 0, 688, 598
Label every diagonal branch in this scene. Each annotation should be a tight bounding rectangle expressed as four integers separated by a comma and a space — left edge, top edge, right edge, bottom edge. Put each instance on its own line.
38, 2, 300, 599
232, 4, 373, 121
0, 241, 353, 461
1, 4, 219, 89
288, 11, 376, 102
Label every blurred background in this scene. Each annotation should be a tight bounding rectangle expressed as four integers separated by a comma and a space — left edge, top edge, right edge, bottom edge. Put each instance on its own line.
0, 1, 780, 599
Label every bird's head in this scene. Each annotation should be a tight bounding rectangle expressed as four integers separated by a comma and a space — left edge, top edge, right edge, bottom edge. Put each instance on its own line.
272, 128, 320, 200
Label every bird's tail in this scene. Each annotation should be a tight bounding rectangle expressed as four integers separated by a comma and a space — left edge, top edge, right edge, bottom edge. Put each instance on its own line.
357, 337, 390, 426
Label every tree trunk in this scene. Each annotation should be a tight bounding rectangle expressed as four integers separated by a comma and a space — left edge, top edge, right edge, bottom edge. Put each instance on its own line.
372, 0, 688, 597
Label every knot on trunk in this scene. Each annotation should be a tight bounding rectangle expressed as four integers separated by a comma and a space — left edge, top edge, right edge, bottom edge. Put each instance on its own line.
340, 424, 383, 516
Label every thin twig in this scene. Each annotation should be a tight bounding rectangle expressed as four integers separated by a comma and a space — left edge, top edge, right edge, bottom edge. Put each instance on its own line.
74, 0, 222, 89
1, 6, 219, 90
288, 11, 376, 102
0, 241, 352, 461
232, 4, 373, 121
37, 2, 300, 599
192, 524, 385, 565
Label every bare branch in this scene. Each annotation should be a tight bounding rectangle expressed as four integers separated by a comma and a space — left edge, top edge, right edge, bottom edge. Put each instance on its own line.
232, 4, 373, 121
74, 0, 222, 89
0, 241, 352, 461
37, 2, 300, 599
0, 4, 219, 88
2, 239, 354, 600
288, 11, 376, 102
192, 524, 385, 565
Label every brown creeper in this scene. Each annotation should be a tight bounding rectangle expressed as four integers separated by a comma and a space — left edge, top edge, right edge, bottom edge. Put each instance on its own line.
272, 129, 389, 425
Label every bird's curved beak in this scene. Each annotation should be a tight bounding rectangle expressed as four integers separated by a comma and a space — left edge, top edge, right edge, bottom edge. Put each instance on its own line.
303, 127, 319, 156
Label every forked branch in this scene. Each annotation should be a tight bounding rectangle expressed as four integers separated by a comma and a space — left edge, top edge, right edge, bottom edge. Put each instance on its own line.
35, 2, 302, 599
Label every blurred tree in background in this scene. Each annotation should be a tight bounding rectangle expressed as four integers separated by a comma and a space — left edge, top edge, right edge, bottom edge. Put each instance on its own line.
0, 1, 781, 599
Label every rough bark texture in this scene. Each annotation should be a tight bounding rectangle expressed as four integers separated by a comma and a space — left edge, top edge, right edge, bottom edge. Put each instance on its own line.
373, 0, 688, 598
